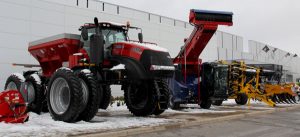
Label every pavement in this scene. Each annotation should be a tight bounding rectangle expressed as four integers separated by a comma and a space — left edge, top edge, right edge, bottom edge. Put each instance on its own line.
131, 107, 300, 137
73, 102, 300, 137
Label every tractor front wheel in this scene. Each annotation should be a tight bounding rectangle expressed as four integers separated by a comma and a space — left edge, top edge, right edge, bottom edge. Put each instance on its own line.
47, 68, 83, 122
152, 80, 170, 116
99, 85, 111, 109
124, 81, 156, 116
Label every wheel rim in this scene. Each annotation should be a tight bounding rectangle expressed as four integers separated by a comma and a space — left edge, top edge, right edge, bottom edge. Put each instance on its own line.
128, 84, 148, 109
27, 82, 36, 104
79, 79, 89, 108
50, 78, 71, 114
169, 94, 174, 108
6, 82, 17, 90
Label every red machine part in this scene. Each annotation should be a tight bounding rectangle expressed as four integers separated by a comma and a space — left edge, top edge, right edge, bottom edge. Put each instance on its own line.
0, 90, 28, 123
173, 9, 233, 70
28, 34, 81, 77
173, 9, 233, 104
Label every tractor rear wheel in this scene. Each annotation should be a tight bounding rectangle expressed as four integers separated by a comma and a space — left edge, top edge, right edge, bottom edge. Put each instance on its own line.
76, 71, 101, 121
124, 81, 156, 116
47, 68, 83, 122
235, 93, 248, 105
99, 85, 111, 109
25, 74, 44, 114
200, 99, 212, 109
212, 100, 223, 106
152, 80, 170, 116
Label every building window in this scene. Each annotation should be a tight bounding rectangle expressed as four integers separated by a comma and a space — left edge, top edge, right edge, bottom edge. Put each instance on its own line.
102, 3, 105, 11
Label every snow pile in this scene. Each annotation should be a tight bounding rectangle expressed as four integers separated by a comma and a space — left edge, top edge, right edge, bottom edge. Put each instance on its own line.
81, 69, 91, 74
110, 64, 125, 70
12, 73, 25, 82
30, 74, 41, 84
57, 67, 72, 72
123, 41, 168, 52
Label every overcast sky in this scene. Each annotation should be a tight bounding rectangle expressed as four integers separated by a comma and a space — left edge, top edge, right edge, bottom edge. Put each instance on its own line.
99, 0, 300, 54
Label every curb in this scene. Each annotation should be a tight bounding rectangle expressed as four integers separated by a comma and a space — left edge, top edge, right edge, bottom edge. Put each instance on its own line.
72, 105, 300, 137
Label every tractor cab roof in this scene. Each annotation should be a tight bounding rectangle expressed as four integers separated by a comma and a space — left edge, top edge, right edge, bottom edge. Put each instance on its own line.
80, 21, 140, 30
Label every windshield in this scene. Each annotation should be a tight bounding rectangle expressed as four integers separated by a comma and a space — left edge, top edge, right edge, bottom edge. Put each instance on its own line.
81, 27, 126, 53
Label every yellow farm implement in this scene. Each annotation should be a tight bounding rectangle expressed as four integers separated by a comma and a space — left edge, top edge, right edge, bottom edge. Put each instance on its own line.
225, 61, 298, 107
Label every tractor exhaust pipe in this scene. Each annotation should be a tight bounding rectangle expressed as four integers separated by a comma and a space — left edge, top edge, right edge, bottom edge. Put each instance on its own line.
189, 9, 233, 26
90, 17, 104, 65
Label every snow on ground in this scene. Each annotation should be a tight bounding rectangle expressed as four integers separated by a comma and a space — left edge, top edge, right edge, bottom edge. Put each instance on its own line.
164, 104, 236, 114
0, 112, 171, 137
0, 101, 294, 137
166, 108, 236, 114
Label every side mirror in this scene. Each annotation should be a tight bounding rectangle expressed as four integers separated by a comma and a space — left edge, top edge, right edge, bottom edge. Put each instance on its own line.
138, 33, 143, 43
81, 27, 88, 41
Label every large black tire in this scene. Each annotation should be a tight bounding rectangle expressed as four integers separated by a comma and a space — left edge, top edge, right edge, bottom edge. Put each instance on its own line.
47, 68, 83, 122
212, 100, 223, 106
124, 81, 157, 116
235, 93, 248, 105
25, 74, 44, 114
76, 71, 101, 121
99, 85, 111, 109
152, 80, 170, 116
42, 101, 49, 112
4, 73, 24, 91
200, 99, 212, 109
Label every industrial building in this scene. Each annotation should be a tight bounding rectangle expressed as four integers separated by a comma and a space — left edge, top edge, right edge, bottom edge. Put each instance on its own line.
0, 0, 298, 93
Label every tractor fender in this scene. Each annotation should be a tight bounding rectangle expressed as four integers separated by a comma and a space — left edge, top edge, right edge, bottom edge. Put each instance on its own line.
110, 56, 149, 80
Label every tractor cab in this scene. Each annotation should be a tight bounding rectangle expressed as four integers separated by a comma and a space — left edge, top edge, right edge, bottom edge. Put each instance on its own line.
79, 19, 143, 59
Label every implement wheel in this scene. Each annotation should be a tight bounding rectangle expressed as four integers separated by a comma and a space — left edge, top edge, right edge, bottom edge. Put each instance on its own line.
200, 99, 212, 109
235, 93, 248, 105
212, 100, 223, 106
25, 74, 44, 114
5, 73, 24, 91
47, 68, 83, 122
124, 81, 156, 116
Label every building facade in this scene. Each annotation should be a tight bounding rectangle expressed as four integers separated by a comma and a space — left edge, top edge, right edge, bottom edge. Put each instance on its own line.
0, 0, 298, 94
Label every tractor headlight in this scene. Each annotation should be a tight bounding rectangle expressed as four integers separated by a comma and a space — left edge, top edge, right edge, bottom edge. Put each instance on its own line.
150, 65, 175, 71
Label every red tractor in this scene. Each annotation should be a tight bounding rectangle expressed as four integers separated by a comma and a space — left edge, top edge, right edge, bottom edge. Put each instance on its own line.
5, 18, 174, 122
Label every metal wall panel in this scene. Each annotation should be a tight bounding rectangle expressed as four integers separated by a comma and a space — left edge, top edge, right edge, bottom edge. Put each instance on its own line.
236, 36, 243, 52
1, 0, 299, 92
103, 3, 117, 14
218, 47, 227, 60
222, 32, 233, 50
